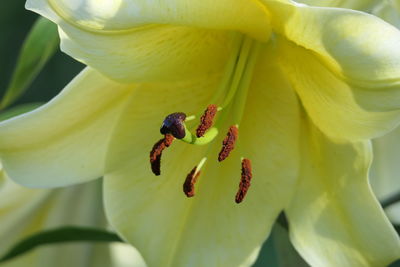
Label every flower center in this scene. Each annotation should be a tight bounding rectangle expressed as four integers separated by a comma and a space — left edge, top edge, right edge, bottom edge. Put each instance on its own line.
149, 34, 261, 203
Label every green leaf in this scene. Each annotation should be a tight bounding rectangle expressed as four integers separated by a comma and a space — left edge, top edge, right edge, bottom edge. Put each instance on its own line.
0, 226, 123, 263
0, 17, 59, 109
0, 102, 43, 121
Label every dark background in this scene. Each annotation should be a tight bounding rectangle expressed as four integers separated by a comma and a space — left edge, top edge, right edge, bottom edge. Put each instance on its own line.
0, 0, 83, 108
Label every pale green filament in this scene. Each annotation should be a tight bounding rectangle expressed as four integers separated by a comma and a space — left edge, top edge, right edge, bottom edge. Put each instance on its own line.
195, 157, 207, 174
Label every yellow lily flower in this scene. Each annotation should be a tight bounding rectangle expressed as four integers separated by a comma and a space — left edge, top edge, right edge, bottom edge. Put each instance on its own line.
294, 0, 378, 10
2, 0, 400, 266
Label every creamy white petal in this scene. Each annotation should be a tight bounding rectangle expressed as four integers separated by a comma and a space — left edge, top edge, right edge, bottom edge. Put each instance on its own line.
370, 126, 400, 224
27, 0, 270, 39
276, 36, 400, 142
0, 68, 133, 187
261, 1, 400, 141
294, 0, 378, 10
25, 0, 271, 82
286, 115, 400, 267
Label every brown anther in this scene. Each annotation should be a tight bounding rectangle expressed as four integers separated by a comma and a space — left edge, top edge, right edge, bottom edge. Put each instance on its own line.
235, 158, 252, 204
149, 134, 174, 176
196, 104, 218, 137
183, 166, 201, 197
218, 125, 239, 162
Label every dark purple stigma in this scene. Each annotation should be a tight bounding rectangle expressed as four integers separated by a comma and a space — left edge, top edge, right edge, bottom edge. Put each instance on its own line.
160, 112, 187, 139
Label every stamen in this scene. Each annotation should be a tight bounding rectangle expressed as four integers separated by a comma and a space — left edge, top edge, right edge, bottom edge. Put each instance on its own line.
196, 104, 218, 137
183, 158, 206, 198
183, 166, 201, 198
149, 134, 174, 176
160, 112, 186, 139
235, 158, 252, 203
218, 125, 239, 162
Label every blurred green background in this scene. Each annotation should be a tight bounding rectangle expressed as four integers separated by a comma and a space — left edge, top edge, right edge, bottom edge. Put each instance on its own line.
0, 0, 83, 108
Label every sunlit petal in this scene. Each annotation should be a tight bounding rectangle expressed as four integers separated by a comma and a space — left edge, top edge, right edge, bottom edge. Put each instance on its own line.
294, 0, 377, 10
286, 116, 400, 267
261, 1, 400, 141
27, 0, 270, 39
275, 36, 400, 141
265, 0, 400, 83
25, 0, 271, 82
0, 68, 133, 187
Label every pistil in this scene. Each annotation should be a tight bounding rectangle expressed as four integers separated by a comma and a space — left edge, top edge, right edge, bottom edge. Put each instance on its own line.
149, 35, 262, 203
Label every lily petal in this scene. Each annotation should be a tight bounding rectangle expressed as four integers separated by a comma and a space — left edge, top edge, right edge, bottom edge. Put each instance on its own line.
261, 1, 400, 141
27, 0, 270, 39
266, 0, 400, 83
285, 115, 400, 267
26, 0, 270, 82
0, 172, 112, 267
57, 26, 234, 83
103, 46, 300, 267
0, 68, 133, 187
370, 127, 400, 223
294, 0, 377, 10
110, 243, 147, 267
275, 35, 400, 141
